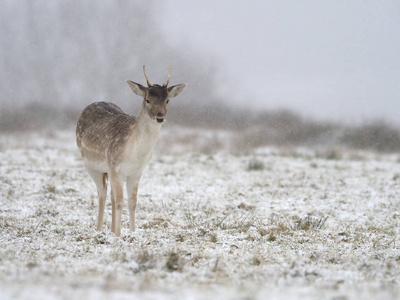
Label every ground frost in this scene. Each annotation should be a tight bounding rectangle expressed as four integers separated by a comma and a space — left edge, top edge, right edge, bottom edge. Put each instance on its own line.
0, 130, 399, 299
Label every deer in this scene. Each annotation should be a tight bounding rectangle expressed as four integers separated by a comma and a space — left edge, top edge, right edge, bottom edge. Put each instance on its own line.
76, 66, 186, 236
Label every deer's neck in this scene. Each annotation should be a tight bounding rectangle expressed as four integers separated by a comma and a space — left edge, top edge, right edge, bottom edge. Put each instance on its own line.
135, 109, 162, 140
124, 109, 162, 163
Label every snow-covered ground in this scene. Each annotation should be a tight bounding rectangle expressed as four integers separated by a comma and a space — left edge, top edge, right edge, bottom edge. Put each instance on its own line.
0, 128, 399, 299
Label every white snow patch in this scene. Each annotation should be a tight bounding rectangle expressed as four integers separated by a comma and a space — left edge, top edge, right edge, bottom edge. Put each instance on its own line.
0, 129, 399, 299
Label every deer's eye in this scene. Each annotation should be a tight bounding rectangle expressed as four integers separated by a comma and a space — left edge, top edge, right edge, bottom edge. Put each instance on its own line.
146, 99, 150, 104
166, 100, 169, 104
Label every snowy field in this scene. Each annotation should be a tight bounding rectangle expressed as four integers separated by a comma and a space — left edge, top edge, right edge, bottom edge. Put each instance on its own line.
1, 128, 400, 300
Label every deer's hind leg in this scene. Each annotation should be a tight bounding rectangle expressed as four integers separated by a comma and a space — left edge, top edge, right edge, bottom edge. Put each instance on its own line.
86, 167, 108, 231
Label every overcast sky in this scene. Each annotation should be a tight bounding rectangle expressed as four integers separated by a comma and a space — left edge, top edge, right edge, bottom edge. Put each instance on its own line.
160, 0, 400, 124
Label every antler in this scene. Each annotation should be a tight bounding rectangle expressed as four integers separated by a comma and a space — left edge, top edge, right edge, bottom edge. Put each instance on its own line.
143, 65, 153, 87
163, 68, 171, 87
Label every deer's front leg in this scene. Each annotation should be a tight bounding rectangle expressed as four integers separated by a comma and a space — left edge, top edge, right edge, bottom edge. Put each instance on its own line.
127, 174, 141, 232
109, 170, 124, 237
111, 186, 116, 233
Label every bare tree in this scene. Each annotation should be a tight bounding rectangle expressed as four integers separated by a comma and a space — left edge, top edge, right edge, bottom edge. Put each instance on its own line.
0, 1, 221, 124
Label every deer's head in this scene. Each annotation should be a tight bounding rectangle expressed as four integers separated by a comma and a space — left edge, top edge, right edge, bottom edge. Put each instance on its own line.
127, 66, 187, 123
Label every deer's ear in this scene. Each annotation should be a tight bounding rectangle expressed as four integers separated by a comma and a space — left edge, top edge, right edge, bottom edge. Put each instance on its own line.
168, 83, 187, 98
127, 80, 147, 97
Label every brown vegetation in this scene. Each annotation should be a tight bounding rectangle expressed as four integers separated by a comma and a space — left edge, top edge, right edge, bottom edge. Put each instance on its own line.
1, 102, 399, 153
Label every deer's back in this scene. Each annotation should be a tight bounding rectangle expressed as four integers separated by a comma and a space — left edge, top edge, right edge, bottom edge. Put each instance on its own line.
76, 102, 136, 164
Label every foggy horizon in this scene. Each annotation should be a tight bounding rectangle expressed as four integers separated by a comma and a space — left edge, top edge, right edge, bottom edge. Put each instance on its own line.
161, 0, 400, 125
1, 1, 399, 126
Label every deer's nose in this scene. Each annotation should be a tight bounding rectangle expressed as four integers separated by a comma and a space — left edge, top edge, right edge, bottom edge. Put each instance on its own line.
156, 112, 165, 123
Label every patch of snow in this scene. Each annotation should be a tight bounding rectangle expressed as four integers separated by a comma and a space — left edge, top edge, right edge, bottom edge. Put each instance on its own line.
0, 129, 399, 299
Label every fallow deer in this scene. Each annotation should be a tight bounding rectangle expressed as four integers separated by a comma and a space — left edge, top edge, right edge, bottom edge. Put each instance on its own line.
76, 66, 186, 236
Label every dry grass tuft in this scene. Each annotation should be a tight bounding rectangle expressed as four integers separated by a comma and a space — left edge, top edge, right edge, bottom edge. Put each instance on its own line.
247, 158, 265, 171
165, 251, 185, 272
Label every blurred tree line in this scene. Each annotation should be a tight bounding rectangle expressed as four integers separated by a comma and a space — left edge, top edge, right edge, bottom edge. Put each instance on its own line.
0, 1, 220, 121
1, 1, 399, 152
